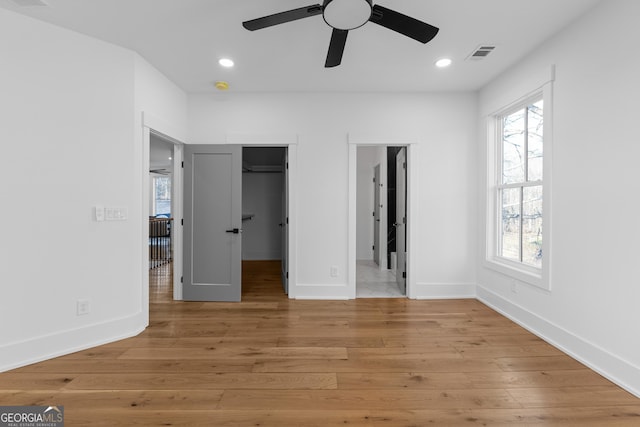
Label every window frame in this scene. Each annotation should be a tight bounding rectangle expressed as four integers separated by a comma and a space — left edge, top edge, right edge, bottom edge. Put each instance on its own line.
485, 83, 553, 290
152, 175, 172, 217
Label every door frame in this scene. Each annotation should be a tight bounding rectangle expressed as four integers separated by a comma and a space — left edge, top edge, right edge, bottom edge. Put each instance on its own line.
142, 112, 186, 319
347, 137, 418, 299
143, 129, 298, 302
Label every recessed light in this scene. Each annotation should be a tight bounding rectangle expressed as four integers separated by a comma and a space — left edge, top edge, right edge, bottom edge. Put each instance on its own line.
435, 58, 452, 68
218, 58, 234, 68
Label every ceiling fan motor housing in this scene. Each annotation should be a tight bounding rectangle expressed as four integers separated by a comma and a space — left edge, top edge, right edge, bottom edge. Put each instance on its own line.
323, 0, 372, 30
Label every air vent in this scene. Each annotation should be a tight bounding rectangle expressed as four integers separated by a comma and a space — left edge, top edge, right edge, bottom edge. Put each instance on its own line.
467, 45, 496, 61
12, 0, 48, 6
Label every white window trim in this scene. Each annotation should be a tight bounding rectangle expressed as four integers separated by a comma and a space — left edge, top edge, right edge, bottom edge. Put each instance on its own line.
485, 81, 553, 291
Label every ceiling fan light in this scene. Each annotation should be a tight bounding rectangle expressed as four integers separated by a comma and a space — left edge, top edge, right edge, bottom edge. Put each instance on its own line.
323, 0, 372, 30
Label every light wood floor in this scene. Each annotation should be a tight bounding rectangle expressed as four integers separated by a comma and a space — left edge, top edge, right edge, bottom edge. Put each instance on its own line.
1, 261, 639, 426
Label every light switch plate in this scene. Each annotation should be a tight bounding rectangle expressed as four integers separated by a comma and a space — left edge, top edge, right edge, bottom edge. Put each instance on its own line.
95, 206, 104, 222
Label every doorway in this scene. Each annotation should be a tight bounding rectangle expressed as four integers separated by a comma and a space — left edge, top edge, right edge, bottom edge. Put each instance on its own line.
149, 133, 179, 302
355, 146, 407, 298
349, 142, 414, 299
181, 144, 292, 301
242, 147, 289, 295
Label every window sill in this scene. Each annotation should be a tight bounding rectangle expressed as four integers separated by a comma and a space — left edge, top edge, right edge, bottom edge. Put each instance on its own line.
484, 257, 548, 290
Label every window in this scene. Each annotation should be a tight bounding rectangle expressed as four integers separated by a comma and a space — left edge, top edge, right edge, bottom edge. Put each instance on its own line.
486, 87, 552, 289
498, 99, 543, 269
153, 176, 171, 216
485, 68, 553, 289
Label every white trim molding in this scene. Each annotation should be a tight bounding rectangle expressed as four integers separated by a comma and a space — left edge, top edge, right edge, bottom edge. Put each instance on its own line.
412, 282, 477, 300
0, 314, 145, 373
226, 133, 299, 146
484, 73, 554, 291
220, 133, 299, 299
142, 112, 187, 304
347, 135, 419, 300
477, 285, 640, 399
293, 283, 351, 300
142, 111, 187, 144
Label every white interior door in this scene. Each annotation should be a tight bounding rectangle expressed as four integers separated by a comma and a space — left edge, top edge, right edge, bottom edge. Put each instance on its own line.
395, 147, 407, 294
183, 145, 242, 301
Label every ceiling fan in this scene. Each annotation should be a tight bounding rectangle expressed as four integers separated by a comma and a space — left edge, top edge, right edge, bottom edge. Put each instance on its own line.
242, 0, 439, 68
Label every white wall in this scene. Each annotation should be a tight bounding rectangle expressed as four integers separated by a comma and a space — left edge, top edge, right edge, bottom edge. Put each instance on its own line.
242, 172, 283, 260
477, 0, 640, 396
0, 9, 187, 371
135, 54, 188, 142
188, 92, 478, 299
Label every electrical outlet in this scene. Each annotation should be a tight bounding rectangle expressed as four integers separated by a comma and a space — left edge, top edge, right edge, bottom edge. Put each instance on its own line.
330, 266, 339, 278
77, 299, 91, 316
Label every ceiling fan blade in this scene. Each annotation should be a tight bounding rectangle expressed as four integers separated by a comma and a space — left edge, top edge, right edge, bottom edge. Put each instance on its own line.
325, 29, 349, 68
243, 4, 323, 31
369, 4, 439, 44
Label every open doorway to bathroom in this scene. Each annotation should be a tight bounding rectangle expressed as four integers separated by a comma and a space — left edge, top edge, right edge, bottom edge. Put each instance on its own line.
355, 146, 407, 298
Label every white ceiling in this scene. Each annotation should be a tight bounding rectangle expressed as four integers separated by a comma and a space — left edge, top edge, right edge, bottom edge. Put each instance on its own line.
1, 0, 601, 92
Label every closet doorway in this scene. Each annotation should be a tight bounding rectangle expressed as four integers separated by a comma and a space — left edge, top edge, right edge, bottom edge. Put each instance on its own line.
242, 147, 289, 295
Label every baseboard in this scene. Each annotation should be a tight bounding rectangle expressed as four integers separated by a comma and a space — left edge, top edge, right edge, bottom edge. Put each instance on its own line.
0, 313, 146, 373
411, 282, 476, 299
292, 283, 351, 300
476, 285, 640, 398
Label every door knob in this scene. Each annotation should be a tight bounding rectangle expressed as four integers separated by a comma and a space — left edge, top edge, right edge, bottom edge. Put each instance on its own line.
226, 228, 242, 234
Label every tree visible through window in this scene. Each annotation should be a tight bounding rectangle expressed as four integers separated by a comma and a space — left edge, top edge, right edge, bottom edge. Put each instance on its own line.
499, 99, 543, 268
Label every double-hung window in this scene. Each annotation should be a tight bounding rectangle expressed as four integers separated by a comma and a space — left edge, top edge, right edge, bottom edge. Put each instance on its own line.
486, 81, 552, 290
498, 98, 544, 269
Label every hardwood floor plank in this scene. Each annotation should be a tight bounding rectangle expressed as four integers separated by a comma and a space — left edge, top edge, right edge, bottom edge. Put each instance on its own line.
382, 334, 488, 348
337, 372, 473, 390
0, 390, 224, 411
65, 410, 377, 427
0, 374, 78, 390
119, 346, 348, 360
496, 355, 587, 371
276, 336, 385, 348
217, 389, 522, 411
11, 359, 255, 374
347, 346, 463, 360
66, 373, 337, 390
252, 358, 502, 373
482, 333, 547, 346
466, 369, 617, 389
456, 343, 564, 358
507, 386, 640, 407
